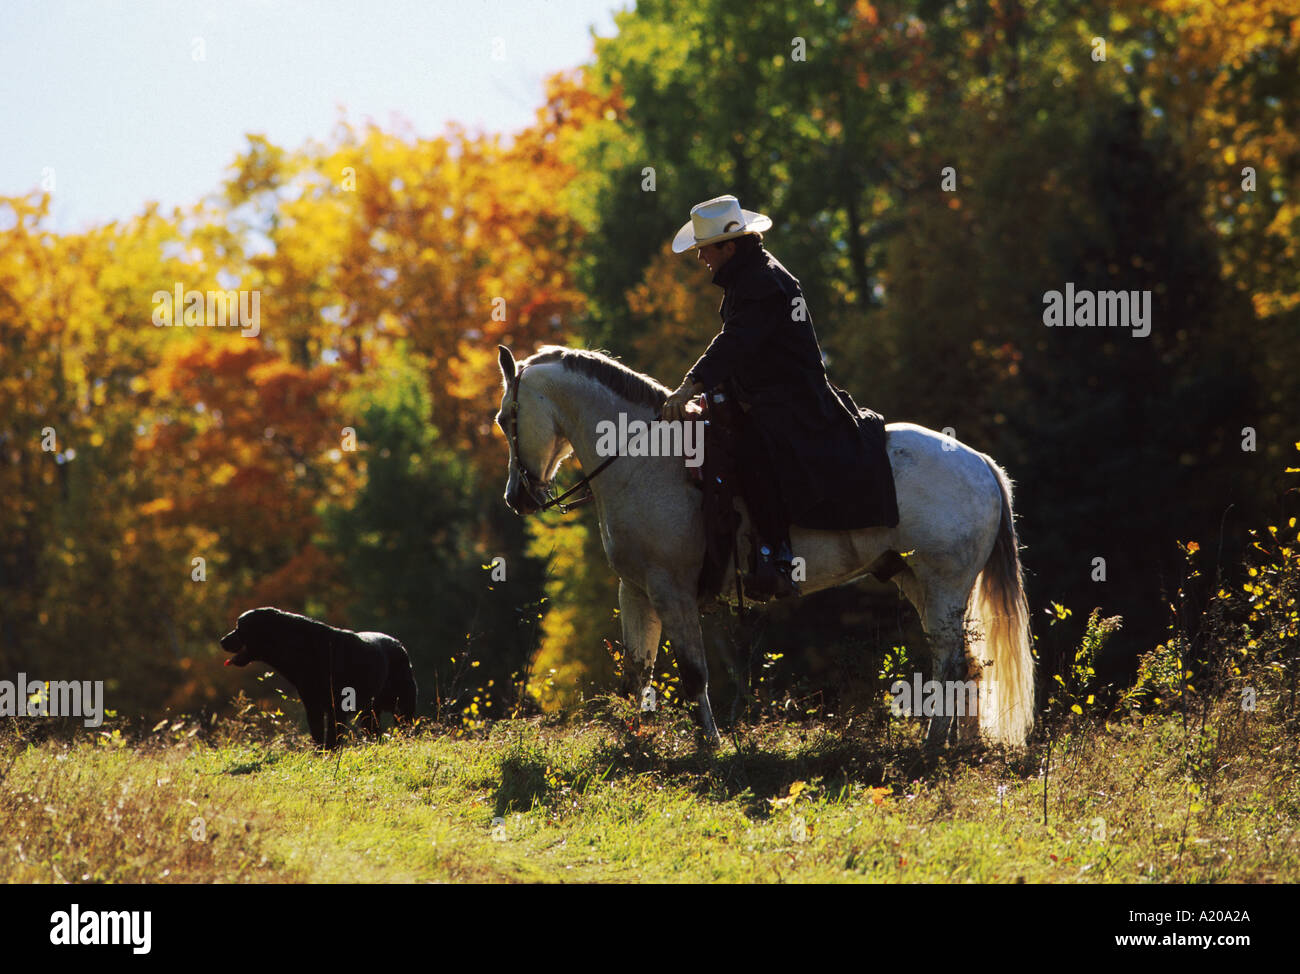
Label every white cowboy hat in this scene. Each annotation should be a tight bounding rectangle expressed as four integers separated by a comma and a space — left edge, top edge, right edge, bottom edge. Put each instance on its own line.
671, 194, 773, 253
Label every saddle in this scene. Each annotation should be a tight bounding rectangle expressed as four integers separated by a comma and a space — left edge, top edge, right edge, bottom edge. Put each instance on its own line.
691, 388, 905, 604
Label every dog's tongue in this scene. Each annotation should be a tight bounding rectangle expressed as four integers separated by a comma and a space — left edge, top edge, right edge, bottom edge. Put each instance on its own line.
224, 658, 233, 666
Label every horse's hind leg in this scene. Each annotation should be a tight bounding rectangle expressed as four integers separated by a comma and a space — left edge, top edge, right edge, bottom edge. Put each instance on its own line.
619, 580, 662, 708
926, 601, 971, 749
955, 642, 983, 745
897, 569, 978, 749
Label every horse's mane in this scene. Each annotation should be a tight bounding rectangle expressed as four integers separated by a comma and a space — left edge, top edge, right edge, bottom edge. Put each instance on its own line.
523, 346, 670, 410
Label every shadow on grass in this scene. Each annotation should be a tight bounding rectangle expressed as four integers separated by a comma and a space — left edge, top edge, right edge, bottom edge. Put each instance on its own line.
494, 753, 551, 816
585, 731, 911, 819
494, 694, 1041, 821
221, 751, 287, 776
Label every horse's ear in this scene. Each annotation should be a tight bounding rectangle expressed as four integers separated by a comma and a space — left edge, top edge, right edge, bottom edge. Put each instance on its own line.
498, 345, 517, 387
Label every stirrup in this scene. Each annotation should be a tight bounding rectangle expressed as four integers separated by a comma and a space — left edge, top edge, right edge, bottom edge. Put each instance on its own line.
743, 543, 799, 602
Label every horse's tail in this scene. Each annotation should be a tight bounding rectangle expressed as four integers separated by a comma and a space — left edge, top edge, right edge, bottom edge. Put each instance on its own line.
970, 456, 1035, 746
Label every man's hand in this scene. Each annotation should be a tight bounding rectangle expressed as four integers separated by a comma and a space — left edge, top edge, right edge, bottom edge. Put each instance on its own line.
663, 379, 705, 422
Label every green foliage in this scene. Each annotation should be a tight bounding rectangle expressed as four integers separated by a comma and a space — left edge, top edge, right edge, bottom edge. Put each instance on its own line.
1123, 637, 1188, 714
319, 347, 539, 720
1046, 607, 1122, 723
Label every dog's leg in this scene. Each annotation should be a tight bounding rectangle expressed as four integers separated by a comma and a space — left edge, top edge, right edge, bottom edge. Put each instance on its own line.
306, 706, 327, 748
322, 707, 339, 750
358, 704, 381, 738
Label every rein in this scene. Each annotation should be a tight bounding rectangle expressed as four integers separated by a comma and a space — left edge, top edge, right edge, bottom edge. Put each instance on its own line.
505, 365, 629, 514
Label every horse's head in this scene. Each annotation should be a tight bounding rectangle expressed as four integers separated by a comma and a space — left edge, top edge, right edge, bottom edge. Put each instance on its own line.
495, 345, 572, 515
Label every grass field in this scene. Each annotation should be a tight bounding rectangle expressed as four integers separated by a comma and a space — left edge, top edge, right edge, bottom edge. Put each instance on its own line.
3, 686, 1297, 884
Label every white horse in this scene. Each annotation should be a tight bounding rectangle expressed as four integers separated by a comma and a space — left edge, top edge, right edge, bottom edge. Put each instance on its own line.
495, 344, 1034, 749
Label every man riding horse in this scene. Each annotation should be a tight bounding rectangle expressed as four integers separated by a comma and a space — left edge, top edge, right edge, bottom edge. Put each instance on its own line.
662, 195, 889, 602
492, 198, 1031, 745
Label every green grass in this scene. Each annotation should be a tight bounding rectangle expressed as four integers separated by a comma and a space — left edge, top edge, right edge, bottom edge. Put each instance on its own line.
3, 691, 1297, 883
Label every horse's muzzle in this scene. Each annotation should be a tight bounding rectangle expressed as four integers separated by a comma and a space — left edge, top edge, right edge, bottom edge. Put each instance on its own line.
504, 485, 540, 516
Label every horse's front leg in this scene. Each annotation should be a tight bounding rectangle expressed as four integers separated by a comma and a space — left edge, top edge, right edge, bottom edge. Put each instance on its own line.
649, 582, 721, 747
619, 579, 662, 710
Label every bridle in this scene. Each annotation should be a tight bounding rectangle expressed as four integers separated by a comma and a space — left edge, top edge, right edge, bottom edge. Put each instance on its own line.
504, 365, 621, 514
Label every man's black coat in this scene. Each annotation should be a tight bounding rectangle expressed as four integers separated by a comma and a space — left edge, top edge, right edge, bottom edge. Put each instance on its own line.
685, 240, 898, 530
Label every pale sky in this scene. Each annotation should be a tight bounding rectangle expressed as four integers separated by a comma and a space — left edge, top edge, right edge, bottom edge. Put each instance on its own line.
1, 0, 624, 231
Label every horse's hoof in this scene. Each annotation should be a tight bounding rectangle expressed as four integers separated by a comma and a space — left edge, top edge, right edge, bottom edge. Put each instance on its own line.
696, 723, 721, 749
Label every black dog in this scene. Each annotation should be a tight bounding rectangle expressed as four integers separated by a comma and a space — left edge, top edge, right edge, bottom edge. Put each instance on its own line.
220, 607, 417, 749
